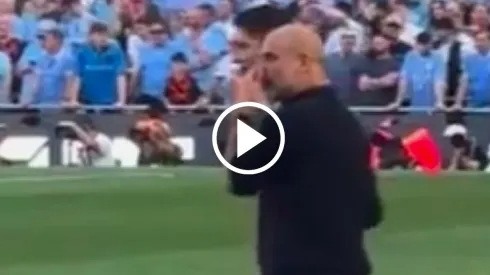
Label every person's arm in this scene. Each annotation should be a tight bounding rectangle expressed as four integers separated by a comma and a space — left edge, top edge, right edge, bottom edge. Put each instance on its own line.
63, 55, 76, 104
69, 51, 82, 105
70, 76, 81, 105
58, 121, 100, 152
116, 75, 127, 105
1, 56, 12, 103
388, 57, 409, 108
357, 59, 379, 92
16, 47, 35, 76
130, 45, 145, 98
454, 73, 468, 109
453, 57, 469, 110
358, 58, 398, 91
433, 55, 447, 109
359, 74, 385, 91
114, 45, 127, 105
390, 75, 406, 108
127, 35, 141, 70
378, 71, 399, 87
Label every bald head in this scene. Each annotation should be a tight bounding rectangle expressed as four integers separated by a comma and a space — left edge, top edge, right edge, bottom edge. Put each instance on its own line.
262, 23, 323, 62
260, 24, 326, 100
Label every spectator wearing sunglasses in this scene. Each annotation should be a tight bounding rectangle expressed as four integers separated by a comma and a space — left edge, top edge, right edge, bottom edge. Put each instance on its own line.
17, 18, 60, 105
133, 19, 175, 111
21, 26, 75, 105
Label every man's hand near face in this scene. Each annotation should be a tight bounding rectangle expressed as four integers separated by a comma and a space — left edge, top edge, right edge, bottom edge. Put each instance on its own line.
231, 66, 267, 108
225, 66, 267, 161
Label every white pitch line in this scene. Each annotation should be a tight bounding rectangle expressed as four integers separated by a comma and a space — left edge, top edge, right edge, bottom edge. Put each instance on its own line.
0, 172, 175, 183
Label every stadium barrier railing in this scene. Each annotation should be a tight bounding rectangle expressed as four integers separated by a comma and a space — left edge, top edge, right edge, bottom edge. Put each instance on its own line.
0, 104, 488, 114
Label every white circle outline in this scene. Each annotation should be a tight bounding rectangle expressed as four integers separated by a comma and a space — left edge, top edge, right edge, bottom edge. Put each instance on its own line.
212, 102, 285, 175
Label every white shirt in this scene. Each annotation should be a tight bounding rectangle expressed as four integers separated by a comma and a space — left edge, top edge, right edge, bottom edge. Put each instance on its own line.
324, 19, 366, 54
88, 133, 115, 167
127, 34, 145, 69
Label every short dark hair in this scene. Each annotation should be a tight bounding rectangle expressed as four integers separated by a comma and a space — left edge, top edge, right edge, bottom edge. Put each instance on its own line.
416, 32, 432, 45
172, 52, 188, 63
89, 22, 109, 34
233, 5, 292, 38
197, 3, 216, 17
40, 11, 62, 22
43, 29, 64, 40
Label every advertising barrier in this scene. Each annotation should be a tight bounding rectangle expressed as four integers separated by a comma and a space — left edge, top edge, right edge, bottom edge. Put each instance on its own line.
0, 107, 487, 167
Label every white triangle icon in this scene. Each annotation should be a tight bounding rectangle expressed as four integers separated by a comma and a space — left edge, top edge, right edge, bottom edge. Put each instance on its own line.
236, 119, 266, 157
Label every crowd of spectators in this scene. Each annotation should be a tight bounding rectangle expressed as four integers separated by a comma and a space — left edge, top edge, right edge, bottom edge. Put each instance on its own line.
0, 0, 489, 111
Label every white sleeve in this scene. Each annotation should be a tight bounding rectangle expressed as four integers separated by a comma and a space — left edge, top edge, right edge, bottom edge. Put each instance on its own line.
95, 134, 112, 157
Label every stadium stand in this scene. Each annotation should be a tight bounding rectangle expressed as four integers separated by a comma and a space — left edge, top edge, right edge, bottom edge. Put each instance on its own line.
0, 0, 488, 170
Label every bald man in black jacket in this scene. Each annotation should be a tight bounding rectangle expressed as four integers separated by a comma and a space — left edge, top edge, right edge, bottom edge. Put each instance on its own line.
225, 24, 383, 275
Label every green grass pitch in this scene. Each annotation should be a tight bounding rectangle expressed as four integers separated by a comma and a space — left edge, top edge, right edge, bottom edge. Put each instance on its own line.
0, 167, 489, 275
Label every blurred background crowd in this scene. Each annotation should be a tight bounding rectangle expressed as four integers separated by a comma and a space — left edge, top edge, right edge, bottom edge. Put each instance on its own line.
0, 0, 489, 111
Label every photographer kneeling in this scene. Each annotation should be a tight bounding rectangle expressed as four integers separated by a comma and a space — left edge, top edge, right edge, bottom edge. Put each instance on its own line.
57, 118, 115, 167
129, 110, 182, 166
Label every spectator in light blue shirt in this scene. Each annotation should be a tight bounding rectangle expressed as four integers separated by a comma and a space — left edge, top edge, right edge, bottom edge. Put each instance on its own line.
458, 31, 490, 108
134, 20, 176, 109
395, 32, 446, 109
28, 28, 74, 105
89, 0, 118, 27
62, 0, 97, 47
17, 19, 63, 105
10, 15, 26, 41
71, 22, 126, 106
186, 4, 228, 93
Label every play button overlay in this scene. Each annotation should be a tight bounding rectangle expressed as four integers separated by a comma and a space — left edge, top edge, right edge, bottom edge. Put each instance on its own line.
236, 119, 266, 157
212, 102, 285, 175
